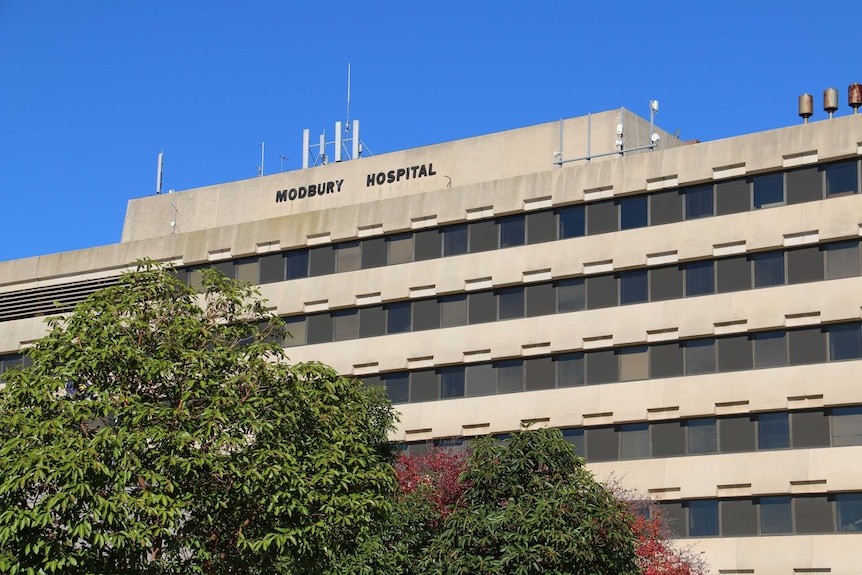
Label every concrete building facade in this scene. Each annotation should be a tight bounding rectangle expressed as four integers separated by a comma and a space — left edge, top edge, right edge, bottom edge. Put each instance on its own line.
2, 108, 862, 573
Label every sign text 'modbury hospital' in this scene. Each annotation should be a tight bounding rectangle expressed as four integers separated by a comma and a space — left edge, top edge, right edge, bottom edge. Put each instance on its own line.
366, 163, 436, 187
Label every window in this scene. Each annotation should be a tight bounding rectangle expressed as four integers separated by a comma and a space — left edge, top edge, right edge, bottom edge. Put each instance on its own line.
685, 260, 714, 296
716, 256, 751, 293
499, 215, 525, 248
359, 306, 386, 338
687, 418, 717, 454
786, 165, 822, 204
754, 331, 787, 368
836, 493, 862, 532
685, 339, 716, 375
586, 427, 618, 461
619, 196, 648, 230
235, 257, 259, 283
496, 360, 523, 394
412, 299, 440, 331
650, 266, 683, 301
562, 428, 586, 457
440, 294, 468, 327
795, 496, 834, 534
410, 370, 438, 403
753, 252, 785, 287
651, 342, 684, 378
283, 316, 307, 347
469, 220, 497, 253
791, 410, 830, 448
718, 335, 753, 371
716, 178, 749, 215
825, 240, 861, 279
557, 278, 585, 312
309, 245, 335, 276
684, 184, 714, 219
586, 274, 617, 309
753, 173, 784, 209
386, 302, 412, 334
498, 287, 525, 319
619, 270, 648, 304
825, 160, 858, 197
526, 283, 555, 317
414, 229, 441, 261
556, 353, 585, 387
652, 421, 686, 458
586, 200, 617, 235
335, 242, 360, 272
832, 406, 862, 447
468, 291, 497, 324
558, 205, 585, 238
384, 373, 409, 404
758, 412, 790, 450
650, 189, 683, 225
283, 250, 309, 280
829, 323, 862, 360
788, 327, 826, 365
720, 415, 755, 453
618, 346, 649, 382
586, 349, 618, 385
260, 253, 287, 283
759, 496, 792, 534
333, 309, 359, 341
525, 357, 555, 391
721, 499, 757, 536
361, 237, 387, 268
465, 364, 496, 397
527, 210, 556, 244
657, 502, 687, 537
442, 224, 468, 256
688, 500, 719, 537
387, 234, 413, 265
440, 366, 465, 398
306, 314, 333, 344
620, 423, 650, 459
212, 260, 234, 278
787, 246, 823, 284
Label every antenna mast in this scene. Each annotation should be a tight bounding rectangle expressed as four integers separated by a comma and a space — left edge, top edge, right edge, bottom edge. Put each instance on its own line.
156, 151, 164, 194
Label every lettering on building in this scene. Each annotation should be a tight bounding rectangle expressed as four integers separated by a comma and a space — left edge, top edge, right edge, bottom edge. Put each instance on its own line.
366, 163, 436, 187
275, 179, 344, 202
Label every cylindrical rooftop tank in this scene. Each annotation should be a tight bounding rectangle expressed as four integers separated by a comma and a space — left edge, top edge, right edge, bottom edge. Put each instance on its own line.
850, 83, 862, 114
824, 88, 839, 117
798, 94, 814, 122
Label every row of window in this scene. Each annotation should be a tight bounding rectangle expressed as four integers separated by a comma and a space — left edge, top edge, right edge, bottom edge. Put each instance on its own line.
281, 239, 862, 346
656, 493, 862, 538
0, 352, 27, 382
401, 407, 862, 462
174, 159, 861, 287
363, 322, 862, 404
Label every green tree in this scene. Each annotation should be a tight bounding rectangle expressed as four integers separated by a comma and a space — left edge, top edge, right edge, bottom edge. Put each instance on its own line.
420, 428, 640, 575
0, 262, 396, 575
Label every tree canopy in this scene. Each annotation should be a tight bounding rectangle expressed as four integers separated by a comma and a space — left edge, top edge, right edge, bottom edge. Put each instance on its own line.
0, 262, 396, 575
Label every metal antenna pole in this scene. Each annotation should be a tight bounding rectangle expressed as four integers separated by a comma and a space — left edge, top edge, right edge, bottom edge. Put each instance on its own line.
259, 142, 265, 176
278, 155, 288, 172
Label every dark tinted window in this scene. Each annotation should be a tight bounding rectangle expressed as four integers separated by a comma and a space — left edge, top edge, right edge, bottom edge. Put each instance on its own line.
753, 173, 784, 209
687, 418, 717, 454
650, 189, 683, 225
586, 427, 618, 461
788, 327, 827, 365
285, 250, 309, 279
753, 252, 785, 287
651, 342, 684, 378
359, 306, 386, 338
556, 353, 585, 387
716, 256, 751, 293
825, 241, 861, 279
499, 215, 525, 248
414, 229, 442, 261
526, 210, 556, 244
650, 266, 683, 301
716, 178, 749, 215
619, 196, 648, 230
787, 246, 823, 284
688, 500, 719, 537
558, 205, 585, 239
412, 299, 440, 331
586, 275, 617, 309
410, 370, 438, 403
309, 245, 335, 276
526, 283, 556, 317
498, 287, 525, 319
721, 499, 757, 536
468, 291, 497, 324
387, 302, 412, 333
825, 160, 858, 197
586, 349, 618, 385
385, 373, 409, 404
469, 220, 498, 253
685, 339, 715, 375
525, 357, 555, 391
684, 184, 714, 219
557, 278, 585, 312
791, 410, 830, 448
306, 314, 333, 344
758, 412, 790, 450
836, 493, 862, 532
442, 224, 468, 256
720, 415, 755, 453
440, 366, 465, 398
759, 496, 792, 534
619, 270, 648, 304
795, 496, 833, 534
685, 260, 714, 296
260, 253, 287, 283
786, 165, 821, 204
829, 323, 862, 360
718, 335, 753, 371
652, 421, 685, 458
586, 200, 617, 235
754, 331, 787, 368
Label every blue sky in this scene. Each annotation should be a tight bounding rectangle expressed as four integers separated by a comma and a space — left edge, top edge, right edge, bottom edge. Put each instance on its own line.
1, 1, 860, 262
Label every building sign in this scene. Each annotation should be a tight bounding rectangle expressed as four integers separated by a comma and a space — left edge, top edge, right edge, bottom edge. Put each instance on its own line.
365, 163, 436, 186
274, 163, 437, 202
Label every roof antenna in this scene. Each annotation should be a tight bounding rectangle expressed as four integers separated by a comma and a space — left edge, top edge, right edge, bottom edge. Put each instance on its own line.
155, 151, 164, 194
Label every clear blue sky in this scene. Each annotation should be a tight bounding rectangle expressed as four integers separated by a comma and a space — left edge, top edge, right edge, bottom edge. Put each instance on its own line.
1, 1, 860, 262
